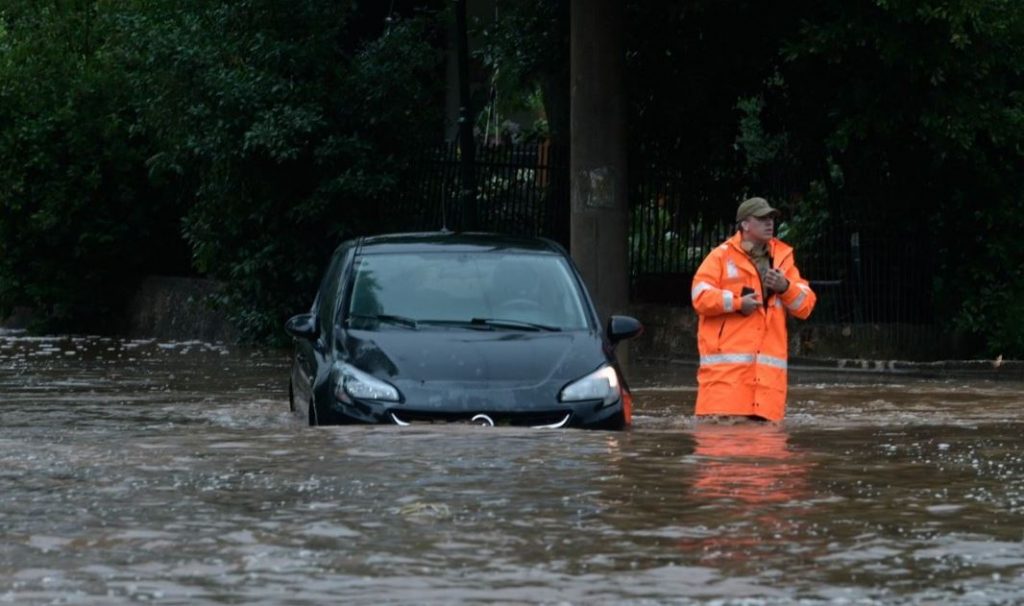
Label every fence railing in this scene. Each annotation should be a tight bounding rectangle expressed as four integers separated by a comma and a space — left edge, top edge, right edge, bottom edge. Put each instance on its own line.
395, 143, 937, 330
393, 142, 569, 244
627, 170, 735, 305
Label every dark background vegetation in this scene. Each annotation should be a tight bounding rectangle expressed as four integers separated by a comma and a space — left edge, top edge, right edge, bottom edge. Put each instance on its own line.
1, 0, 1022, 356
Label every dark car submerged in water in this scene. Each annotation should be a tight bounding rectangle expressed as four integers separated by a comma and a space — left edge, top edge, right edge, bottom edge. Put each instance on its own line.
285, 232, 643, 430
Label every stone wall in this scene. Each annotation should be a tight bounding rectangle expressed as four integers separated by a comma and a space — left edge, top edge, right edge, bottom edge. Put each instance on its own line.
626, 302, 975, 362
125, 276, 237, 343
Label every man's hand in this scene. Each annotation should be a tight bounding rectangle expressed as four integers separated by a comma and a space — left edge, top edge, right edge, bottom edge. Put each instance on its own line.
764, 268, 789, 294
740, 292, 760, 315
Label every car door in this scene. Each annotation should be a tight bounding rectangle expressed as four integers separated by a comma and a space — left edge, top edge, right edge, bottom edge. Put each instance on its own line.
292, 244, 351, 413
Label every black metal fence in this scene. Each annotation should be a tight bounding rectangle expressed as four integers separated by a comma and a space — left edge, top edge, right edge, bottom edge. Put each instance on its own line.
625, 167, 939, 328
627, 171, 736, 305
393, 142, 569, 244
398, 143, 937, 330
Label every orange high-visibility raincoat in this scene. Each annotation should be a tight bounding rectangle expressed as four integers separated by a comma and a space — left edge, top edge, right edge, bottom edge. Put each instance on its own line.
691, 232, 816, 421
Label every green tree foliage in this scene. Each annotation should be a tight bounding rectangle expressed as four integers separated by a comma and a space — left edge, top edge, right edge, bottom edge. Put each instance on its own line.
4, 0, 1023, 356
764, 0, 1024, 355
471, 0, 569, 145
0, 2, 184, 332
0, 1, 444, 342
114, 1, 444, 342
615, 0, 1024, 355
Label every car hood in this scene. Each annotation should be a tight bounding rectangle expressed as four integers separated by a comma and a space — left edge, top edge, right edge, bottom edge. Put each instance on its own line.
341, 328, 607, 392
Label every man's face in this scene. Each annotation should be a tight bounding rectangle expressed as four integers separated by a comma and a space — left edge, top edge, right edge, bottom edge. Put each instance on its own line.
742, 214, 775, 244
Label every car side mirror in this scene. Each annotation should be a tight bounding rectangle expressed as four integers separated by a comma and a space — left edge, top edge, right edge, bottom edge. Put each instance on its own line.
607, 315, 643, 344
284, 313, 318, 340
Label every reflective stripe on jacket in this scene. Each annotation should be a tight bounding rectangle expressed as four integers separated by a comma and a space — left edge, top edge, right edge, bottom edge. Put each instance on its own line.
690, 232, 816, 421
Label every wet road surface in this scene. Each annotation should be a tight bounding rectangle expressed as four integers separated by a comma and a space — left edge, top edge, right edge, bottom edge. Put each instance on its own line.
1, 334, 1023, 604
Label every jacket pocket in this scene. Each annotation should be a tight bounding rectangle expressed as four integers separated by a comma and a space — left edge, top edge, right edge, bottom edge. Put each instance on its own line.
714, 317, 727, 351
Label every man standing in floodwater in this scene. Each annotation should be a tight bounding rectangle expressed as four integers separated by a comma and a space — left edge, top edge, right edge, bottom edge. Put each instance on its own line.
690, 197, 817, 422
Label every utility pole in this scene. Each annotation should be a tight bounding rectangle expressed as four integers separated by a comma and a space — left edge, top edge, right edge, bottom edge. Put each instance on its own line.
570, 0, 629, 366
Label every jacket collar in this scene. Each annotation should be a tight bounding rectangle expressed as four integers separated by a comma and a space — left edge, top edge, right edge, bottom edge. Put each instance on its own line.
725, 232, 793, 260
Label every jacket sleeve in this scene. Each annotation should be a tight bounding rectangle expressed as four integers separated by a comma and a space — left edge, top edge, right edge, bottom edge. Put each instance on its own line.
779, 259, 816, 320
691, 249, 737, 316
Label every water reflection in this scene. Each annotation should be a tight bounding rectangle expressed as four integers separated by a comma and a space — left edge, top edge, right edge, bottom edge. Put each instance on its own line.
690, 422, 810, 504
680, 422, 815, 568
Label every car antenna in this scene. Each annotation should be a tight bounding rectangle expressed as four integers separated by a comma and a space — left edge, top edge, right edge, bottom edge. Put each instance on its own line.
439, 191, 450, 233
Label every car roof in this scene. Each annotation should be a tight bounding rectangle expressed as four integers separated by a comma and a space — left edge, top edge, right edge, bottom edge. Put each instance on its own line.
354, 231, 565, 255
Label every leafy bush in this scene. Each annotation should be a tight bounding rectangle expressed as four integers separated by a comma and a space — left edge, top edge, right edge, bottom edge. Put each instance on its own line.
128, 0, 444, 343
937, 191, 1024, 357
1, 1, 444, 342
0, 3, 185, 332
120, 1, 445, 343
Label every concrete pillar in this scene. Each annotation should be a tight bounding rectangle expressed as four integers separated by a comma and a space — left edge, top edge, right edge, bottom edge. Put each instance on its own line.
570, 0, 630, 366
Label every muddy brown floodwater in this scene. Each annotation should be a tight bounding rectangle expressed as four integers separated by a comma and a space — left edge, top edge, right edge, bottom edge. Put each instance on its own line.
1, 333, 1023, 605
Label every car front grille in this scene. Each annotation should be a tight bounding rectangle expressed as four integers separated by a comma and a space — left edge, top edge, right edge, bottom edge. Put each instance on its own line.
389, 409, 572, 428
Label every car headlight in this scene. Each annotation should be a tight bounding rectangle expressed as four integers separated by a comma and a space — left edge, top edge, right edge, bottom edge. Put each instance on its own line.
559, 365, 620, 405
334, 362, 400, 403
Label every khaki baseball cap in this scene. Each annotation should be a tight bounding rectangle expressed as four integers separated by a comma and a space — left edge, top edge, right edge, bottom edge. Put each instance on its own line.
736, 197, 781, 221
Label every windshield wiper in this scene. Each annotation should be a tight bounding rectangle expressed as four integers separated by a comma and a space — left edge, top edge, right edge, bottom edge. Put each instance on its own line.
469, 318, 561, 332
379, 317, 562, 332
416, 319, 493, 330
348, 313, 418, 329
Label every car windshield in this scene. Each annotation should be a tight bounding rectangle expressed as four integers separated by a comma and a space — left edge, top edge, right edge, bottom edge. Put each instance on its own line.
346, 251, 590, 331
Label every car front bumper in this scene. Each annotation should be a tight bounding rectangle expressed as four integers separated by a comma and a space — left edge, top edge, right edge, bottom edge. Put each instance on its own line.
322, 395, 627, 430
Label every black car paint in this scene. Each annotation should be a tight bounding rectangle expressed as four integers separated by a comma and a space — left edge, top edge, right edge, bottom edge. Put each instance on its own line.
286, 232, 642, 430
